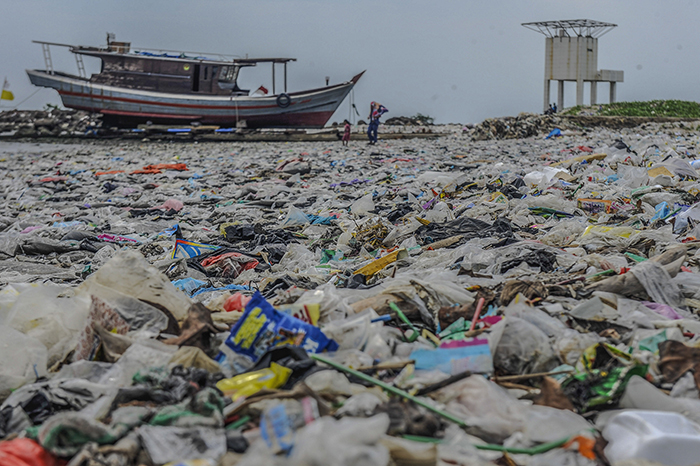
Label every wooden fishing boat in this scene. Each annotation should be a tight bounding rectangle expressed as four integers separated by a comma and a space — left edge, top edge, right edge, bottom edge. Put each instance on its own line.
27, 36, 364, 128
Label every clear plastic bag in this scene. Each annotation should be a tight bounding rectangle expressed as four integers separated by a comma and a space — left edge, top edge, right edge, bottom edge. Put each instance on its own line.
631, 260, 685, 309
80, 249, 191, 321
289, 414, 390, 466
6, 285, 90, 367
350, 193, 375, 216
493, 317, 560, 375
138, 426, 226, 465
0, 326, 47, 398
281, 205, 311, 227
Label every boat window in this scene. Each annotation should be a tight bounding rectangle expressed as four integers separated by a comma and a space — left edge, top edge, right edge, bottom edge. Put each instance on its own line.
204, 66, 208, 80
219, 66, 237, 82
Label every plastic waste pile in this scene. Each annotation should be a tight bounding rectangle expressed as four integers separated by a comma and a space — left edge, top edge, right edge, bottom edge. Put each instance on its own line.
5, 122, 700, 465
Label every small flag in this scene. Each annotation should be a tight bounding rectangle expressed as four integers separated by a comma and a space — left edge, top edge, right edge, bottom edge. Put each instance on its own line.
256, 85, 269, 95
1, 78, 14, 101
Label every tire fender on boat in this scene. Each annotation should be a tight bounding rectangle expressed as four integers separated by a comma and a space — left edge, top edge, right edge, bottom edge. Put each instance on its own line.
276, 93, 291, 108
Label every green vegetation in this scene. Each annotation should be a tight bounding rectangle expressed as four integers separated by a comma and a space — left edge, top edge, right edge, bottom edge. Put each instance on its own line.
562, 100, 700, 118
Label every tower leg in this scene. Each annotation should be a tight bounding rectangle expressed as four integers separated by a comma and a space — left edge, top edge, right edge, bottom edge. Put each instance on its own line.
557, 81, 565, 111
576, 78, 584, 106
610, 82, 617, 103
544, 79, 551, 113
590, 81, 597, 106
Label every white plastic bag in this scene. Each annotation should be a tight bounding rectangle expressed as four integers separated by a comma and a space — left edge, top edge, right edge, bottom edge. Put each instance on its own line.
80, 249, 191, 320
351, 194, 375, 216
0, 326, 47, 398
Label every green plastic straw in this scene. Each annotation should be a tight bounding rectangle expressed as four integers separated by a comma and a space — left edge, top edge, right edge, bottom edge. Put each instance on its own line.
226, 415, 251, 430
401, 434, 571, 455
311, 354, 574, 456
585, 268, 616, 280
389, 301, 419, 342
624, 252, 647, 263
310, 354, 468, 427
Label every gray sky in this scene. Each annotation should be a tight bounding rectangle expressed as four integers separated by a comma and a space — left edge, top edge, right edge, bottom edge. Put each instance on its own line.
2, 0, 699, 124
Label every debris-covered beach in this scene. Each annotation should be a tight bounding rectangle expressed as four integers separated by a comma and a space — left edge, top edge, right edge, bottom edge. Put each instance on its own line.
2, 116, 700, 465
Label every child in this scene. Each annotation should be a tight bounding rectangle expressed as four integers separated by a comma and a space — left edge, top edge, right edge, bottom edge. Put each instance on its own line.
342, 119, 351, 146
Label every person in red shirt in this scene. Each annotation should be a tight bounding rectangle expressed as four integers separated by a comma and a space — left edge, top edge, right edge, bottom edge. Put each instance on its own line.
342, 119, 351, 146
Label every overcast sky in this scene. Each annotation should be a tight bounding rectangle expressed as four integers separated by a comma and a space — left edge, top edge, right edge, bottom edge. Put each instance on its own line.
1, 0, 699, 124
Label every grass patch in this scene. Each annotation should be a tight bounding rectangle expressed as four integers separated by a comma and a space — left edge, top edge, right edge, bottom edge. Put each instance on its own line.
562, 100, 700, 118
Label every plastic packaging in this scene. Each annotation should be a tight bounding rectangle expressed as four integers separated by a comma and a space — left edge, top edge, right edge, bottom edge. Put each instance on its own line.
223, 292, 338, 364
216, 362, 292, 400
410, 338, 493, 375
603, 410, 700, 466
259, 398, 320, 454
223, 292, 252, 313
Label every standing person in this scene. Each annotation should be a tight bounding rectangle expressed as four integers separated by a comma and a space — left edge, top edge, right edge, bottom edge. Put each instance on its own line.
342, 119, 351, 146
367, 101, 388, 145
552, 103, 558, 113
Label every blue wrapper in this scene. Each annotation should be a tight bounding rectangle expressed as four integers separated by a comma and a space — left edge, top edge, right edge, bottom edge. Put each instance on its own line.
224, 291, 338, 363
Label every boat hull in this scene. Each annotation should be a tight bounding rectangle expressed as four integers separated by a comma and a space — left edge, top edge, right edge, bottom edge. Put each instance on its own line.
26, 69, 362, 128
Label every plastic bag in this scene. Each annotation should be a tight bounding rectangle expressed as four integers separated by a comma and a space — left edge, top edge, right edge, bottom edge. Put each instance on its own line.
216, 362, 291, 400
0, 326, 48, 398
5, 284, 90, 367
97, 342, 177, 387
223, 292, 252, 312
432, 374, 529, 442
493, 317, 559, 375
282, 205, 311, 227
0, 438, 60, 466
351, 193, 375, 216
289, 414, 390, 466
138, 426, 226, 465
80, 249, 191, 320
617, 164, 649, 188
523, 167, 570, 189
630, 260, 685, 309
319, 311, 373, 350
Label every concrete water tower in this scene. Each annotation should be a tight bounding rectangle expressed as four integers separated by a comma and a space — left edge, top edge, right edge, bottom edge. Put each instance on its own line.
522, 19, 624, 112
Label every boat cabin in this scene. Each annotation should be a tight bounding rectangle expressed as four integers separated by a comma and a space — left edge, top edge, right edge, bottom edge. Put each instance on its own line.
33, 38, 296, 96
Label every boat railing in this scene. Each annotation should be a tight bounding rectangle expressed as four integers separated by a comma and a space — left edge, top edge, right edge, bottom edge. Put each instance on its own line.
32, 40, 86, 77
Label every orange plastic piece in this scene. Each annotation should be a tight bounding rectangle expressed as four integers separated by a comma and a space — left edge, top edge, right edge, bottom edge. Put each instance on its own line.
95, 170, 125, 176
563, 435, 596, 460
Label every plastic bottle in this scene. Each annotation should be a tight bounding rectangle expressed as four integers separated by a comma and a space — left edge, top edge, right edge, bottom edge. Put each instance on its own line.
603, 410, 700, 466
